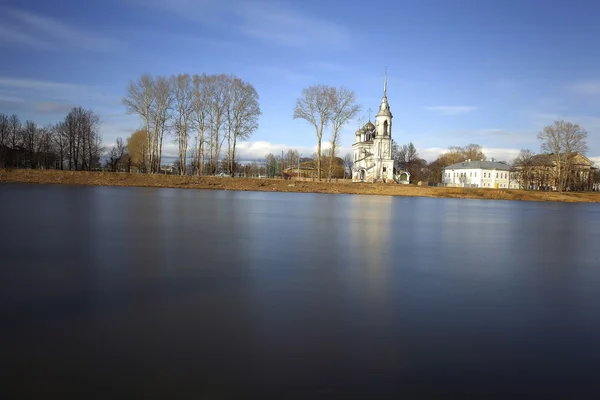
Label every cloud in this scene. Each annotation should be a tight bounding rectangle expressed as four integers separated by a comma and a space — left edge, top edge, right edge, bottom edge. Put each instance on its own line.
0, 93, 24, 103
127, 0, 351, 49
34, 102, 74, 114
567, 81, 600, 95
426, 106, 478, 116
234, 2, 351, 48
0, 8, 123, 52
250, 65, 314, 82
0, 77, 83, 93
589, 157, 600, 167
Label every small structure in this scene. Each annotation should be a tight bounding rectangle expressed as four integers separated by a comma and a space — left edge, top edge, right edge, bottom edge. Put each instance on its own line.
352, 72, 410, 183
443, 160, 517, 188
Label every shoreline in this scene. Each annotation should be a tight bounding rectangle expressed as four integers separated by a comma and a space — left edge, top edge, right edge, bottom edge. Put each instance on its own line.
1, 169, 599, 203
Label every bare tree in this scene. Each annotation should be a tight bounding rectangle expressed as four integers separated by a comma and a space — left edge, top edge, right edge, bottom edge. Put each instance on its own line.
293, 85, 334, 181
537, 120, 589, 191
192, 74, 210, 176
511, 149, 536, 189
150, 76, 174, 173
62, 107, 102, 171
226, 77, 260, 176
172, 74, 194, 175
461, 144, 486, 161
123, 74, 155, 173
0, 113, 8, 167
327, 86, 360, 181
207, 74, 230, 175
343, 153, 353, 178
107, 137, 128, 172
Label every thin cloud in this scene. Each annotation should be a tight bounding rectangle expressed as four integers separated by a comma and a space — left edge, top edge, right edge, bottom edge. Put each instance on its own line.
426, 106, 478, 116
35, 102, 74, 114
0, 77, 84, 92
0, 25, 55, 50
567, 81, 600, 95
251, 65, 314, 82
235, 2, 351, 48
127, 0, 352, 49
0, 8, 123, 52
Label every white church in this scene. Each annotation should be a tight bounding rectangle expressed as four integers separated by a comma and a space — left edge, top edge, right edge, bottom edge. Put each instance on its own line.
352, 75, 410, 183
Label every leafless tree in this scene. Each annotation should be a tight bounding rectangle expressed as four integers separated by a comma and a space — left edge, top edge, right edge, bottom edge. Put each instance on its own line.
537, 120, 589, 191
123, 74, 155, 173
327, 86, 360, 181
107, 137, 128, 172
62, 107, 102, 171
206, 74, 230, 174
511, 149, 536, 189
343, 153, 353, 178
226, 77, 260, 176
293, 85, 335, 181
192, 73, 210, 176
0, 113, 8, 167
172, 74, 194, 175
150, 76, 174, 173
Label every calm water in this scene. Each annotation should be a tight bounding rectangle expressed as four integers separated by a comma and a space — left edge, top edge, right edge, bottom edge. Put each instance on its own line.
1, 184, 600, 397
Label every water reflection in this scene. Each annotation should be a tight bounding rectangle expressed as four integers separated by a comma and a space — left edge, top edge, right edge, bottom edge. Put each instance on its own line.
2, 184, 600, 397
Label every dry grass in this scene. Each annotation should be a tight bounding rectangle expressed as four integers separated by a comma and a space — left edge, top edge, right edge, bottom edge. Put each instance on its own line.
1, 169, 599, 203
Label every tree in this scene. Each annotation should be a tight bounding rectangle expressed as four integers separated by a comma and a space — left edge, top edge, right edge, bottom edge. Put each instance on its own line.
293, 85, 334, 181
123, 74, 155, 173
511, 149, 536, 189
537, 120, 589, 191
150, 76, 174, 173
172, 74, 194, 175
62, 107, 102, 171
107, 137, 127, 172
395, 142, 426, 182
127, 130, 148, 172
0, 113, 9, 167
227, 77, 260, 176
327, 86, 360, 181
461, 144, 486, 162
343, 153, 353, 178
192, 73, 210, 176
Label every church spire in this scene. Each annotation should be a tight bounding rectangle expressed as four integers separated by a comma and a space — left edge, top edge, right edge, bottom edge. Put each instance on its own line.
384, 67, 387, 97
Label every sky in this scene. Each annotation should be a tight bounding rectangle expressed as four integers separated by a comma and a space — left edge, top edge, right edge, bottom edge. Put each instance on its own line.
1, 0, 599, 164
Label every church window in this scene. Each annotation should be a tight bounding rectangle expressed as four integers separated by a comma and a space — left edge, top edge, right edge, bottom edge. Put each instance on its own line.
383, 120, 388, 136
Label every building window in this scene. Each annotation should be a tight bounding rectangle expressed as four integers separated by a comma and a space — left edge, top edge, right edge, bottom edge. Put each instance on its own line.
496, 173, 498, 178
474, 172, 477, 177
470, 172, 472, 177
383, 120, 388, 136
383, 166, 387, 172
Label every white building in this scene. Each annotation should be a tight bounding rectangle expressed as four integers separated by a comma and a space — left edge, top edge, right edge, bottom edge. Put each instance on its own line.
352, 74, 409, 183
443, 160, 519, 189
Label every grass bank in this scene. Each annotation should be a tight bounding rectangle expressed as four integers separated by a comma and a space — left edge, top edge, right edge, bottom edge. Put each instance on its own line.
1, 169, 599, 203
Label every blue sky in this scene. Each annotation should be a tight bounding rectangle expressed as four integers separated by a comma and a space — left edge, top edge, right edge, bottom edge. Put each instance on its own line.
1, 0, 599, 164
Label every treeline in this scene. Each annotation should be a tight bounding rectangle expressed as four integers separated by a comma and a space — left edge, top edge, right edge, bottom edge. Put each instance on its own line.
123, 73, 261, 176
0, 108, 102, 170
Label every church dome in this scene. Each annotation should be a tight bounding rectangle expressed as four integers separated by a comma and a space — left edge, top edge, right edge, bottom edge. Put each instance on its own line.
364, 121, 375, 131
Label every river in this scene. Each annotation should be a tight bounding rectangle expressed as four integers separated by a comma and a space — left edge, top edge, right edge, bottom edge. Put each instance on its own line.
1, 184, 600, 397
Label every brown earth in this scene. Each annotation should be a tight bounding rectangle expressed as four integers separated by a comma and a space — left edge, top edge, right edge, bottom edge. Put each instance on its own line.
1, 169, 599, 203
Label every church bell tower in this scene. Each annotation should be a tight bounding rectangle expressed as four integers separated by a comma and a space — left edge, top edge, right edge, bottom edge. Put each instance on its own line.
374, 70, 394, 180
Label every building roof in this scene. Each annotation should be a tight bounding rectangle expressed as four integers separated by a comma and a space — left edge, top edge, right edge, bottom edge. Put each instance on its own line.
444, 160, 511, 171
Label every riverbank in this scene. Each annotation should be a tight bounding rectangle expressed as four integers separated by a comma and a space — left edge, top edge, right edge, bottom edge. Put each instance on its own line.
1, 169, 599, 203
